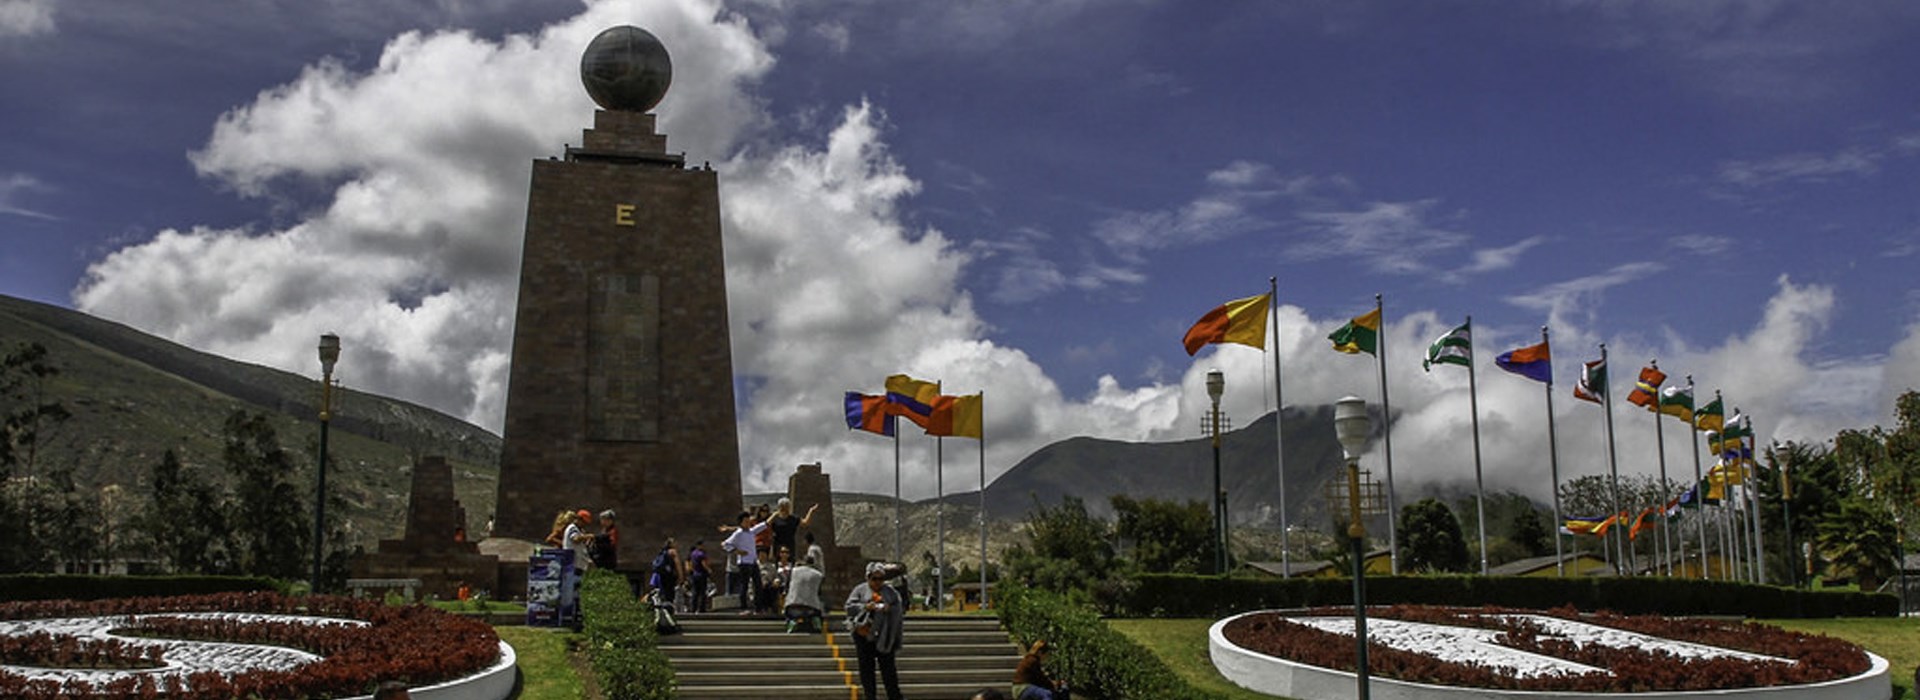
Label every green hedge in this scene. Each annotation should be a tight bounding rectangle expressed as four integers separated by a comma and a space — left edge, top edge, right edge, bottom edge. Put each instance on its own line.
998, 584, 1216, 700
0, 574, 283, 601
580, 569, 675, 700
1121, 574, 1898, 618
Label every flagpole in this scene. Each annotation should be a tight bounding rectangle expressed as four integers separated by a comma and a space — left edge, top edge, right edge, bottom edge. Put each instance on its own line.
978, 392, 989, 609
1465, 317, 1489, 575
1270, 277, 1291, 578
1688, 379, 1708, 579
1600, 344, 1626, 575
936, 432, 946, 606
893, 429, 902, 564
1543, 327, 1565, 577
1745, 413, 1765, 584
936, 387, 945, 612
1650, 359, 1672, 576
1376, 294, 1399, 574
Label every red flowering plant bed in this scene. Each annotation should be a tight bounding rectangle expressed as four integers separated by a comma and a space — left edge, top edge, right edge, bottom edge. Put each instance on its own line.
0, 592, 501, 699
1221, 604, 1872, 693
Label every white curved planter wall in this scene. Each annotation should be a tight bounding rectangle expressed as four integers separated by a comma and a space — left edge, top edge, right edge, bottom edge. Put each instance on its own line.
343, 641, 517, 700
1209, 613, 1891, 700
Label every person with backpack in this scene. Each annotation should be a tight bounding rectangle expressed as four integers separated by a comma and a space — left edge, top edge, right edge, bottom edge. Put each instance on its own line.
648, 538, 683, 611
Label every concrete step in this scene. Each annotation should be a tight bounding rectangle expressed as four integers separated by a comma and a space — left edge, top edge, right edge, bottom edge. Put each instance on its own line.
677, 666, 1007, 685
674, 681, 1005, 700
670, 655, 1020, 673
661, 612, 1019, 700
660, 641, 1019, 659
664, 629, 1013, 646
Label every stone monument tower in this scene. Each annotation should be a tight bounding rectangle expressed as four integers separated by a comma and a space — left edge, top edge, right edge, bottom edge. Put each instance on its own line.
495, 26, 743, 570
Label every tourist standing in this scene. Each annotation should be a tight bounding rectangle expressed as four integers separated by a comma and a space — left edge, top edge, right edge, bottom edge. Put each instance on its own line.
565, 509, 595, 570
543, 510, 571, 548
721, 510, 768, 613
649, 537, 683, 609
591, 510, 620, 570
767, 498, 819, 557
687, 540, 712, 613
845, 562, 906, 700
805, 531, 826, 577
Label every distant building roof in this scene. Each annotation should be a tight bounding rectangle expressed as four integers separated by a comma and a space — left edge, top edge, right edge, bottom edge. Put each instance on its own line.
1488, 552, 1613, 577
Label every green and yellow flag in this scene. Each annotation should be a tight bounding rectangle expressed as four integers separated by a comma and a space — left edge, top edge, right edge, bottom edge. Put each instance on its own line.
1329, 308, 1382, 356
1693, 396, 1724, 432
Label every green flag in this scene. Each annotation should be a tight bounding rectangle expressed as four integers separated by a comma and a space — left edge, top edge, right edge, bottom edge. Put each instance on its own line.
1329, 308, 1381, 356
1423, 322, 1471, 371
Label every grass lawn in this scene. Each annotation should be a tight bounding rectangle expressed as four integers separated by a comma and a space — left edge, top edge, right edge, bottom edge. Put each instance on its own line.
1764, 617, 1920, 700
1114, 616, 1920, 700
496, 625, 585, 700
427, 599, 527, 614
1108, 618, 1277, 700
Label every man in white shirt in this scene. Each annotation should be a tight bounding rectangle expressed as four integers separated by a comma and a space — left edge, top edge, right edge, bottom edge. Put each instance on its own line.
720, 510, 767, 614
564, 509, 594, 570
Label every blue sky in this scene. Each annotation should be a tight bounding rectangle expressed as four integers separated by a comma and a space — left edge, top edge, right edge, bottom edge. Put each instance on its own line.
4, 0, 1920, 502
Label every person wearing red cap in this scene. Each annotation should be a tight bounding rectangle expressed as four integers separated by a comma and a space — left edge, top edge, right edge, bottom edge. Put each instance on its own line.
565, 509, 595, 570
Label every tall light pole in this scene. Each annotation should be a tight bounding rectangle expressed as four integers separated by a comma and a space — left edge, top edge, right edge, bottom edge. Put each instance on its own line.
1335, 396, 1373, 700
314, 333, 340, 594
1207, 369, 1226, 575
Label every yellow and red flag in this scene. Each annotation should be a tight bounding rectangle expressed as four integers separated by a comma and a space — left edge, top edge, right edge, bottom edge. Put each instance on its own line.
1182, 293, 1271, 356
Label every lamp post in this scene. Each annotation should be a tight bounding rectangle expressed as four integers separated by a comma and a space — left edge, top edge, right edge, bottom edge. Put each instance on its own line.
1207, 369, 1226, 574
1334, 395, 1373, 700
314, 333, 340, 594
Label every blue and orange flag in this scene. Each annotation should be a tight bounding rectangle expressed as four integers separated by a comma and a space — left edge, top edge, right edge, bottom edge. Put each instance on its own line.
1495, 341, 1552, 384
845, 392, 897, 436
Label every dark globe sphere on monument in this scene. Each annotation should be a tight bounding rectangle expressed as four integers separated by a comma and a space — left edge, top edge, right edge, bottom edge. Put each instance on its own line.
581, 26, 672, 112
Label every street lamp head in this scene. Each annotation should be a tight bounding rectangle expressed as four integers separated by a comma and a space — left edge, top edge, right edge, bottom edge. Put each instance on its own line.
1334, 395, 1370, 460
1206, 369, 1224, 402
318, 333, 341, 375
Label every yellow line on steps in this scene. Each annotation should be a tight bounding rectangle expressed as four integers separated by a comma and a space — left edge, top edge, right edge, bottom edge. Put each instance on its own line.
821, 625, 859, 700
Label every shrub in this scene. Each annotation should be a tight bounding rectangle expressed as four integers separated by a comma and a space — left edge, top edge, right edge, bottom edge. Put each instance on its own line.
0, 574, 282, 601
0, 591, 499, 698
997, 584, 1214, 700
1120, 574, 1897, 618
580, 569, 675, 700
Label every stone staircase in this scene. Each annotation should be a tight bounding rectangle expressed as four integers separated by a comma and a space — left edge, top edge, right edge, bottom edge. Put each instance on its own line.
660, 613, 1021, 699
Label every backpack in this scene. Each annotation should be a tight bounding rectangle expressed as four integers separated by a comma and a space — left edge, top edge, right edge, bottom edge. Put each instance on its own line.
651, 549, 674, 582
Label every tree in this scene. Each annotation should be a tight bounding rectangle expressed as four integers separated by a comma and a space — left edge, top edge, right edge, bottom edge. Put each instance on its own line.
1760, 440, 1850, 584
0, 342, 69, 573
1396, 498, 1469, 573
1002, 495, 1126, 604
221, 411, 310, 580
1111, 495, 1217, 575
1816, 496, 1898, 591
1508, 506, 1551, 558
142, 449, 235, 574
0, 342, 69, 478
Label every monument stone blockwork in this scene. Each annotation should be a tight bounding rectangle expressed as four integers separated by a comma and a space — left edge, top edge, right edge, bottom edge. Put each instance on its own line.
351, 455, 499, 598
495, 26, 743, 570
785, 462, 866, 602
